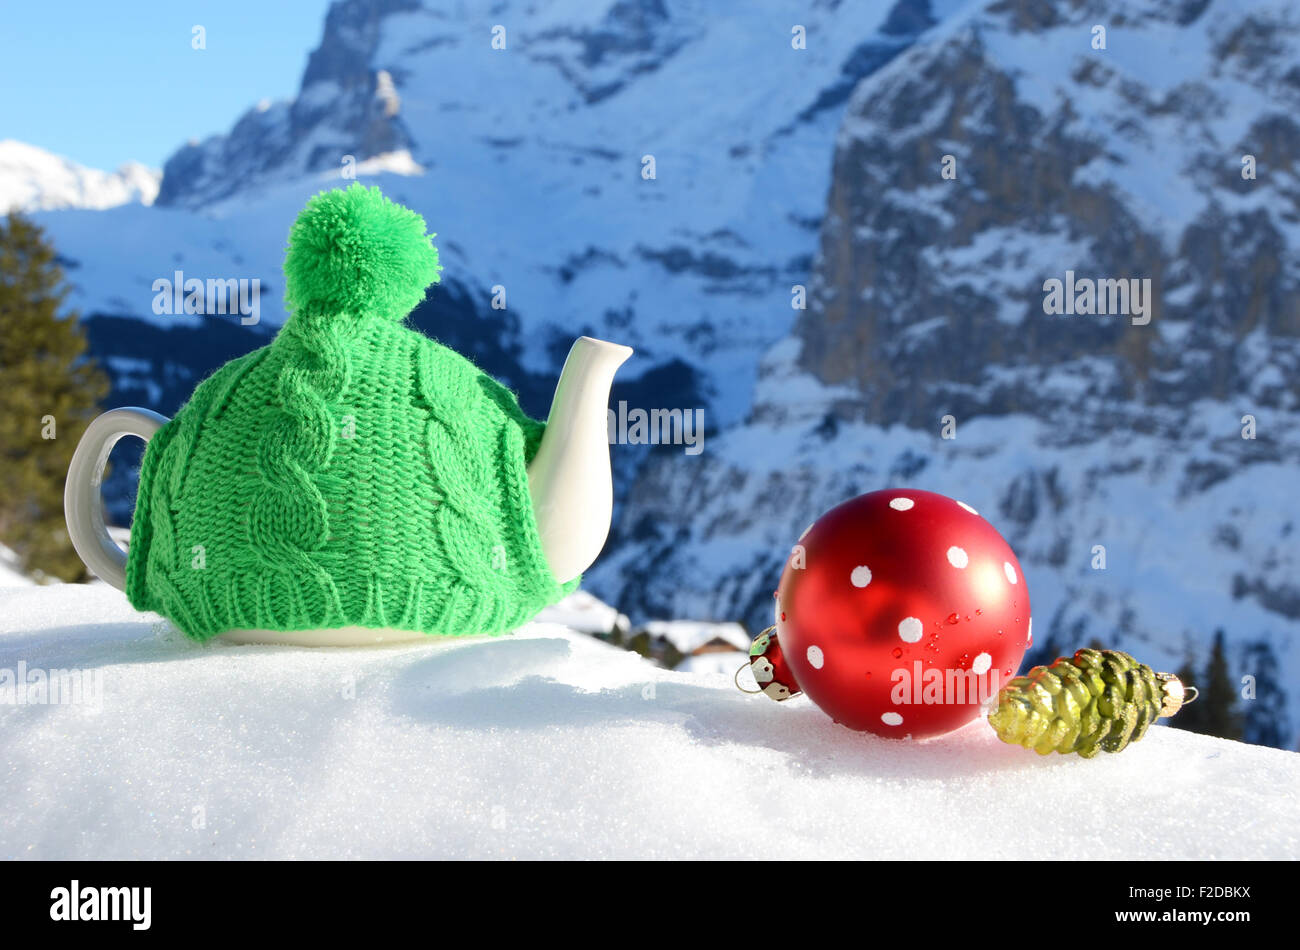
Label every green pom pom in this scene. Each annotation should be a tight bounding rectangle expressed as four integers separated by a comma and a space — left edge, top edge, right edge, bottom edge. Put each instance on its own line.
283, 183, 441, 325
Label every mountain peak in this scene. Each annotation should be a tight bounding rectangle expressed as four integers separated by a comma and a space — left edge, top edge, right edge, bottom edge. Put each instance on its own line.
0, 140, 160, 213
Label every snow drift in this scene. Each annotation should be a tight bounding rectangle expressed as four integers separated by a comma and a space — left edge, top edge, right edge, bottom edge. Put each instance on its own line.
1, 584, 1295, 860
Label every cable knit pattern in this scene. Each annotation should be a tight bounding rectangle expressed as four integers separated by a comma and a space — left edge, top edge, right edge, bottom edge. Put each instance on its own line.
246, 314, 349, 628
123, 184, 576, 640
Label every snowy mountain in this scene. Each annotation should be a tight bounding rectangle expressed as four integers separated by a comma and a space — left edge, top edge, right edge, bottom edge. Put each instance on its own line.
2, 583, 1296, 859
0, 140, 159, 213
31, 0, 957, 557
37, 0, 954, 421
596, 0, 1300, 748
20, 0, 1299, 752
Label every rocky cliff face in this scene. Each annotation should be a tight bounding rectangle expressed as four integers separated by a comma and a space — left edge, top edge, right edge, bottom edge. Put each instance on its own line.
156, 0, 419, 208
797, 0, 1300, 430
595, 0, 1300, 747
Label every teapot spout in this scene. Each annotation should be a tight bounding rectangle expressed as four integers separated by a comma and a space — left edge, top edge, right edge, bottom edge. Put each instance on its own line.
527, 336, 633, 583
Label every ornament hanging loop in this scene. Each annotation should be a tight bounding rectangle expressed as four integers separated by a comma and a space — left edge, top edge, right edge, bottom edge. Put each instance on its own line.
734, 664, 764, 694
735, 625, 777, 694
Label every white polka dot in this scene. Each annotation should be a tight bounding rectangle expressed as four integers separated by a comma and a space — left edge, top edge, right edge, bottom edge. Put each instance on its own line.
972, 652, 992, 675
881, 711, 903, 726
898, 616, 923, 643
947, 546, 969, 568
889, 497, 914, 511
957, 501, 979, 514
850, 565, 872, 587
806, 645, 824, 669
1004, 561, 1017, 584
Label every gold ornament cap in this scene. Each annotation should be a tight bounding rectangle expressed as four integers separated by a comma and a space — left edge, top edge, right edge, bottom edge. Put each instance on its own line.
1157, 673, 1198, 719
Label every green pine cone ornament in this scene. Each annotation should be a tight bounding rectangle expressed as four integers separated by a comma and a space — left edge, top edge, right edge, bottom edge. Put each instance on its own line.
988, 649, 1189, 758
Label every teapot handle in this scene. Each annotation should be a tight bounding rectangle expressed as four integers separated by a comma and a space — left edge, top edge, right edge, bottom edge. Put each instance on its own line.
64, 408, 169, 591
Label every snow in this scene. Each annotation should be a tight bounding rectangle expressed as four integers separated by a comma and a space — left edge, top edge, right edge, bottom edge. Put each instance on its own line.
0, 544, 33, 588
918, 223, 1095, 326
674, 650, 748, 676
641, 619, 750, 654
346, 149, 424, 178
0, 140, 159, 213
535, 589, 629, 637
1, 584, 1296, 860
973, 2, 1300, 251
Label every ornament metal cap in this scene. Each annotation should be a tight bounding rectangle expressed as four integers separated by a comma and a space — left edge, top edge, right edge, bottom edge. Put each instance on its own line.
1157, 673, 1197, 719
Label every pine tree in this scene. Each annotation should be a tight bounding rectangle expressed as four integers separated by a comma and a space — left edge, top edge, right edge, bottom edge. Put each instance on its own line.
1241, 640, 1289, 749
626, 630, 652, 659
0, 213, 108, 580
1171, 630, 1244, 742
660, 640, 685, 670
1201, 630, 1244, 741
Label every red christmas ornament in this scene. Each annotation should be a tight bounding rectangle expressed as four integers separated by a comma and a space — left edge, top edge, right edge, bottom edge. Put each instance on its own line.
744, 627, 802, 701
771, 489, 1031, 739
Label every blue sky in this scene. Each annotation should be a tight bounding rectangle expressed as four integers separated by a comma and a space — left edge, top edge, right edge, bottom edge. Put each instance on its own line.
0, 0, 332, 170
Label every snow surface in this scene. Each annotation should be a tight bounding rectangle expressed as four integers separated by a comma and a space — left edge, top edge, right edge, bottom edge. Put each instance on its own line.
2, 584, 1296, 860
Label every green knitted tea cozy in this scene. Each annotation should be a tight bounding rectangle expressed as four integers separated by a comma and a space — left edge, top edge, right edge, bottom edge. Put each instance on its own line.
125, 183, 576, 641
